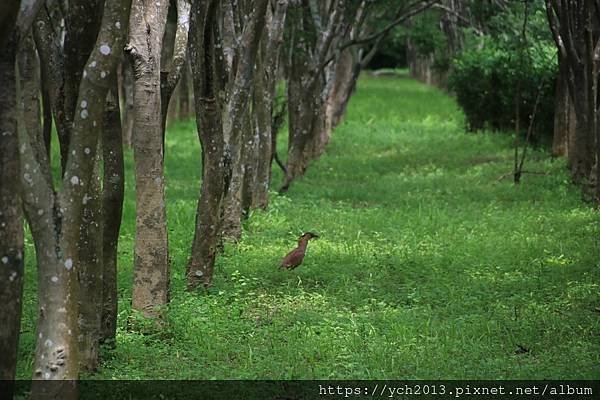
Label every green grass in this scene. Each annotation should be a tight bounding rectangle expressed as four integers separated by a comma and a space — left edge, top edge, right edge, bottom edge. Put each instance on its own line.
17, 74, 600, 380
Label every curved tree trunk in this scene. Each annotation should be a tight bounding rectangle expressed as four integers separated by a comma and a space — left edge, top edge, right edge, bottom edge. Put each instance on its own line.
101, 81, 124, 344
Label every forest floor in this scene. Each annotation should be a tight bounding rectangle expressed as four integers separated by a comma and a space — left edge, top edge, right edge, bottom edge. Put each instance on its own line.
17, 72, 599, 380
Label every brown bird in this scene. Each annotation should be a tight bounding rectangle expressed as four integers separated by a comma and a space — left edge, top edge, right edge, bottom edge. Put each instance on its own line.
279, 232, 319, 270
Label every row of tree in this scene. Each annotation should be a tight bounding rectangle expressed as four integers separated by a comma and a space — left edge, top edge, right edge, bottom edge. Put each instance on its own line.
0, 0, 437, 397
399, 0, 600, 200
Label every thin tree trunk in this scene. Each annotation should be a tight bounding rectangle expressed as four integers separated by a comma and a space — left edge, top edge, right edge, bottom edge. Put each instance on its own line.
0, 31, 24, 384
186, 0, 227, 289
121, 58, 135, 148
241, 109, 259, 214
552, 59, 575, 157
254, 0, 288, 209
253, 48, 272, 209
325, 48, 356, 133
160, 0, 191, 147
127, 0, 171, 317
32, 7, 71, 175
220, 0, 269, 239
281, 53, 326, 193
101, 81, 124, 344
570, 79, 595, 183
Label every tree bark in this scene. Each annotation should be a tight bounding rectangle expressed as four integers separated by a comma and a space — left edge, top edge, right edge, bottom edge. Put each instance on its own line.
32, 7, 71, 175
552, 58, 575, 157
220, 0, 270, 240
160, 0, 191, 145
120, 57, 135, 148
19, 1, 131, 397
546, 0, 599, 185
0, 29, 23, 384
101, 81, 124, 344
77, 142, 103, 372
254, 0, 288, 209
186, 0, 227, 289
126, 0, 171, 317
281, 45, 326, 192
241, 109, 259, 214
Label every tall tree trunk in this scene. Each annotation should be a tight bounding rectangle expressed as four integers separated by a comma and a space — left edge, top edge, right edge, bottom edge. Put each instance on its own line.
160, 0, 191, 147
569, 76, 595, 183
281, 55, 326, 193
253, 49, 272, 209
0, 31, 24, 384
77, 145, 103, 372
120, 58, 135, 148
101, 81, 124, 344
325, 48, 357, 133
32, 7, 71, 175
126, 0, 171, 317
254, 0, 288, 209
552, 58, 575, 157
20, 2, 131, 397
546, 0, 599, 187
220, 0, 269, 239
241, 109, 259, 214
186, 0, 227, 289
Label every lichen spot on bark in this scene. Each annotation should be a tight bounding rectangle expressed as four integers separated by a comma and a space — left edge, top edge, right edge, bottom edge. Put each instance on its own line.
70, 176, 80, 185
81, 100, 88, 108
115, 21, 121, 29
1, 256, 7, 264
64, 258, 73, 270
84, 147, 91, 154
51, 276, 59, 283
100, 44, 111, 55
81, 109, 89, 119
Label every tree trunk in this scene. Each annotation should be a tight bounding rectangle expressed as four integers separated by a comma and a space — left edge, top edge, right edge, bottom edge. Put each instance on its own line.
569, 76, 595, 183
281, 53, 326, 192
77, 143, 103, 372
120, 58, 135, 148
253, 48, 272, 209
32, 8, 71, 175
325, 48, 357, 133
0, 32, 24, 384
127, 0, 171, 317
20, 2, 131, 397
241, 110, 259, 214
254, 0, 288, 208
160, 0, 191, 148
186, 0, 227, 289
220, 0, 269, 240
101, 81, 124, 344
552, 59, 575, 157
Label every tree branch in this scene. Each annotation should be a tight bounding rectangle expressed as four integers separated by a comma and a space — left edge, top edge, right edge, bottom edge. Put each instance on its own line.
322, 0, 439, 68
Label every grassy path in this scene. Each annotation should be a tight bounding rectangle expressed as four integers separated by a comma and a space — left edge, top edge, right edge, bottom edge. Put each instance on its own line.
18, 74, 599, 379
